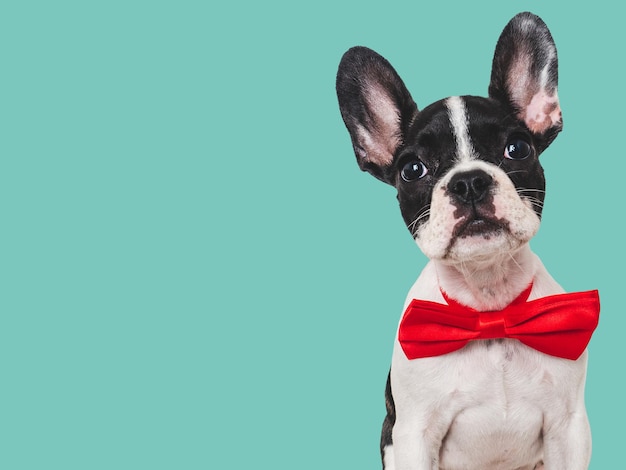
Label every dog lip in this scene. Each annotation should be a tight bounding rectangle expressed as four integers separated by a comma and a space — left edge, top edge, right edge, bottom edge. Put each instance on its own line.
454, 216, 505, 238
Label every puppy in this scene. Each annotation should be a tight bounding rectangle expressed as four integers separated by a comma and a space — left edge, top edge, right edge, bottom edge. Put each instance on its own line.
336, 12, 599, 470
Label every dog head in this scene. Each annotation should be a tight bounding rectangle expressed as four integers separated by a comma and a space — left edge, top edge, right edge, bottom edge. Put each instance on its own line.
336, 12, 562, 265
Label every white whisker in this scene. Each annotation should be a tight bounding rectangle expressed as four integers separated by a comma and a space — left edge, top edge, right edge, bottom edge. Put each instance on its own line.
407, 206, 431, 237
506, 169, 529, 177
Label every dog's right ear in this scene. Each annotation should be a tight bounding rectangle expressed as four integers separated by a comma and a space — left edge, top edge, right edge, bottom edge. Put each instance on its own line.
336, 47, 418, 184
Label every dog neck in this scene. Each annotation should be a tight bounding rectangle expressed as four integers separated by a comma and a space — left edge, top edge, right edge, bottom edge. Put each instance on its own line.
434, 244, 537, 311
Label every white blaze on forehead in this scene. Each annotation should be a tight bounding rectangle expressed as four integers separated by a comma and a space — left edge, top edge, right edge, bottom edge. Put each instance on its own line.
445, 96, 476, 162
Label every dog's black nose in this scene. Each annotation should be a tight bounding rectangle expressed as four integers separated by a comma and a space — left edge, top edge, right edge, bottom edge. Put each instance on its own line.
447, 169, 493, 205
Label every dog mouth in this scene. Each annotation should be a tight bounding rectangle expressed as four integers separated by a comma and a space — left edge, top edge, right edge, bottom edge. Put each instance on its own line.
453, 215, 507, 239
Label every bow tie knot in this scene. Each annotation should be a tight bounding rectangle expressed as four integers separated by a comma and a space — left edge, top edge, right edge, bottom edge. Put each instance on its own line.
477, 311, 507, 339
398, 285, 600, 360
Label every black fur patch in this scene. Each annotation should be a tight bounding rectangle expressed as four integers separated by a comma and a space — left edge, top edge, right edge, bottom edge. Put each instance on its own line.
380, 371, 395, 463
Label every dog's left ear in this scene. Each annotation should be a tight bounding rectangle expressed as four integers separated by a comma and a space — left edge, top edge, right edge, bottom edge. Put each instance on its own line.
489, 12, 562, 145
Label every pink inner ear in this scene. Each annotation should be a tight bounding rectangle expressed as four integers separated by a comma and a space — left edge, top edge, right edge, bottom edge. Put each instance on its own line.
357, 81, 402, 166
524, 90, 562, 134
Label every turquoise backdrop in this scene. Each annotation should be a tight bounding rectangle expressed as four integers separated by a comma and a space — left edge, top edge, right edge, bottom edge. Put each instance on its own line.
1, 1, 621, 468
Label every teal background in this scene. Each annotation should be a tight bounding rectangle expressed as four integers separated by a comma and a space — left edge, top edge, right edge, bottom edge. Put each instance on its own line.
1, 1, 621, 468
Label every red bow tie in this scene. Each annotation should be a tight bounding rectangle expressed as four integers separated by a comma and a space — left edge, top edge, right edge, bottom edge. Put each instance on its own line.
398, 284, 600, 360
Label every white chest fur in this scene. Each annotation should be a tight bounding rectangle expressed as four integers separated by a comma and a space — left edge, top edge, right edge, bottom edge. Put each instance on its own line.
390, 339, 588, 469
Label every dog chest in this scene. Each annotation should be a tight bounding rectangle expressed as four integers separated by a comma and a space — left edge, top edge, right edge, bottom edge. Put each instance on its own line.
390, 339, 586, 468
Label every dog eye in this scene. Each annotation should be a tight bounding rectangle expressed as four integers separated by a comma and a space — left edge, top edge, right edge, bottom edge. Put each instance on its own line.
400, 160, 428, 182
504, 138, 532, 160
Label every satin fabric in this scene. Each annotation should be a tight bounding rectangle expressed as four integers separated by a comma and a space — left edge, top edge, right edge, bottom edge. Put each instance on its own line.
398, 285, 600, 360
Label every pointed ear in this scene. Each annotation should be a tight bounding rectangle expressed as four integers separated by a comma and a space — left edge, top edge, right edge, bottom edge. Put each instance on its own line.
336, 47, 418, 183
489, 12, 562, 142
